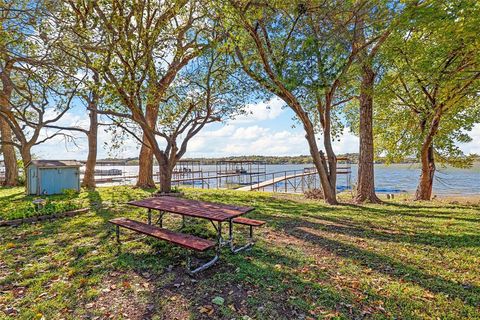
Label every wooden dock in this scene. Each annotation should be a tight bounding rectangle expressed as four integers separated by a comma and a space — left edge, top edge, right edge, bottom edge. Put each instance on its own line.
171, 172, 240, 183
236, 171, 318, 191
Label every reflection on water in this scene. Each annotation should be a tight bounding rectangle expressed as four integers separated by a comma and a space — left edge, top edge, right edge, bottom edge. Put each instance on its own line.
82, 163, 480, 195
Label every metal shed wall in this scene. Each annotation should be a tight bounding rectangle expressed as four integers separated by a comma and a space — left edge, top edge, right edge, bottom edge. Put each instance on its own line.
27, 164, 80, 195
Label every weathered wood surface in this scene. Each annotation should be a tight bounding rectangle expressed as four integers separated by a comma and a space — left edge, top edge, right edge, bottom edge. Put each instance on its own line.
110, 217, 216, 251
232, 217, 266, 227
128, 196, 254, 222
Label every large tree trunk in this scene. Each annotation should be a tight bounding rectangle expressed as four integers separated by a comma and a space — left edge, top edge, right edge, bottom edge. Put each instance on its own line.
136, 105, 159, 188
0, 118, 18, 186
20, 145, 32, 173
137, 145, 155, 188
415, 111, 442, 201
318, 97, 338, 204
158, 162, 173, 193
0, 63, 18, 186
356, 64, 381, 203
82, 98, 98, 189
415, 143, 435, 200
322, 120, 337, 198
303, 124, 338, 205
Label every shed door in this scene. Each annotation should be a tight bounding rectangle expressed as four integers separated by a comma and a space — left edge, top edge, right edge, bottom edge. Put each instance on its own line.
39, 168, 79, 195
39, 169, 61, 195
28, 167, 37, 195
61, 168, 80, 192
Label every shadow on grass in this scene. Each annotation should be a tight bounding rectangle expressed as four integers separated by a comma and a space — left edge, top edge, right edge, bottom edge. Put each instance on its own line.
299, 213, 480, 248
4, 188, 479, 318
341, 202, 480, 223
0, 188, 27, 202
279, 219, 480, 307
113, 240, 363, 319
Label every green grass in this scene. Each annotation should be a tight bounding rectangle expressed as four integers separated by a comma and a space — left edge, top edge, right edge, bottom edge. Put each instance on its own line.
0, 186, 479, 319
0, 186, 153, 221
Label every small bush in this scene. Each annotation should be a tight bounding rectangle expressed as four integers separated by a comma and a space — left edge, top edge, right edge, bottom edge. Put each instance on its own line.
304, 188, 324, 200
1, 198, 81, 221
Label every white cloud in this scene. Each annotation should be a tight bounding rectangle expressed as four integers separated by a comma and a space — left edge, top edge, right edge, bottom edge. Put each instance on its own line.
332, 129, 359, 154
232, 97, 285, 123
30, 120, 362, 160
186, 125, 359, 158
460, 124, 480, 155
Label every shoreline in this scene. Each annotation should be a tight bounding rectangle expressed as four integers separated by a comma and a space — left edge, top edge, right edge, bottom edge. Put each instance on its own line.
368, 192, 480, 205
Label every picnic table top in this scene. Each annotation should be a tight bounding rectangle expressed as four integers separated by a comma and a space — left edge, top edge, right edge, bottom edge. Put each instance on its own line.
127, 196, 254, 222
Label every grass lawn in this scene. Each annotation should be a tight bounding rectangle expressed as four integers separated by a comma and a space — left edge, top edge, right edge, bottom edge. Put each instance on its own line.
0, 186, 479, 319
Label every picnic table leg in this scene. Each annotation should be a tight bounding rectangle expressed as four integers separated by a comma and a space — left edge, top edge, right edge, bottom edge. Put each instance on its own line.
217, 221, 222, 244
156, 211, 165, 228
116, 225, 120, 244
147, 209, 152, 225
186, 220, 221, 276
228, 219, 234, 245
229, 222, 255, 254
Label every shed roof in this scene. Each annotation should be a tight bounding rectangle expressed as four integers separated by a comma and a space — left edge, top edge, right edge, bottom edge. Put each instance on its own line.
28, 160, 82, 168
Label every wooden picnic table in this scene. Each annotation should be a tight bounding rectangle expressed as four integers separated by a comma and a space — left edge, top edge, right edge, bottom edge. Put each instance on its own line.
127, 196, 254, 222
127, 196, 255, 248
122, 196, 261, 274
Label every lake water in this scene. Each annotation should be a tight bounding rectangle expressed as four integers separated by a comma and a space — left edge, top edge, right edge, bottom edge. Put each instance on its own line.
88, 163, 480, 195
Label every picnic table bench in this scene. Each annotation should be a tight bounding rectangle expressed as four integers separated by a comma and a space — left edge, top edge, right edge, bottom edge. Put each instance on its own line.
109, 196, 265, 275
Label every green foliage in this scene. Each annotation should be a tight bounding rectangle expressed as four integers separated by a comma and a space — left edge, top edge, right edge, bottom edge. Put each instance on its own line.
0, 186, 152, 221
221, 0, 364, 137
0, 187, 81, 221
372, 0, 480, 166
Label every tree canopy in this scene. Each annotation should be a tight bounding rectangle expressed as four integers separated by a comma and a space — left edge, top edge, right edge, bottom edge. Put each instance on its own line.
0, 0, 478, 200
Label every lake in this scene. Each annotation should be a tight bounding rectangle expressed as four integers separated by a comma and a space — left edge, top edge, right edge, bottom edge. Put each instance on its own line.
88, 162, 480, 195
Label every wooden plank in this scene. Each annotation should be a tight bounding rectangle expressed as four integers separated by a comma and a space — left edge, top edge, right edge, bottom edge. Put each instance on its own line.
128, 197, 254, 222
232, 217, 266, 226
110, 218, 215, 251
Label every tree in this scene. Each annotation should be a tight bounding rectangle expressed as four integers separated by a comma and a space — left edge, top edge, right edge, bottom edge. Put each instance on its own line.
348, 0, 401, 203
68, 0, 241, 192
44, 71, 101, 189
0, 0, 25, 186
0, 67, 81, 169
81, 72, 100, 189
0, 0, 79, 173
116, 49, 250, 191
222, 0, 373, 204
374, 0, 480, 200
0, 58, 19, 186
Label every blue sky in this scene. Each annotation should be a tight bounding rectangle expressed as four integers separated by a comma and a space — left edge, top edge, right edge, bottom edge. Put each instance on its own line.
32, 97, 480, 160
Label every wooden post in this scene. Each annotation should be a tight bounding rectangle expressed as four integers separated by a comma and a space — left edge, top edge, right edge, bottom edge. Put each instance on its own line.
116, 225, 120, 243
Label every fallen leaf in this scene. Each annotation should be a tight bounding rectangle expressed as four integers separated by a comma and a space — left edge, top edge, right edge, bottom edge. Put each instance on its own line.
198, 305, 214, 316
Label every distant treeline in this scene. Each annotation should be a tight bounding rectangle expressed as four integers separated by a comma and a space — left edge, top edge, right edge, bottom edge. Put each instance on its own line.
102, 153, 479, 166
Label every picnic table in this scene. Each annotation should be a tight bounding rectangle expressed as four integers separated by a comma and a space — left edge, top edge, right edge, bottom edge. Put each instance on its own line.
109, 196, 264, 275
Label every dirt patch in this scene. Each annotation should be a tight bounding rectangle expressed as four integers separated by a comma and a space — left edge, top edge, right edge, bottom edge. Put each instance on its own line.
80, 271, 155, 320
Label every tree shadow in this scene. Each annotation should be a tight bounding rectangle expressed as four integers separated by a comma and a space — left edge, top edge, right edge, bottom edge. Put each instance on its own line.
0, 189, 27, 202
282, 220, 480, 307
343, 201, 480, 217
299, 213, 480, 248
114, 242, 364, 319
